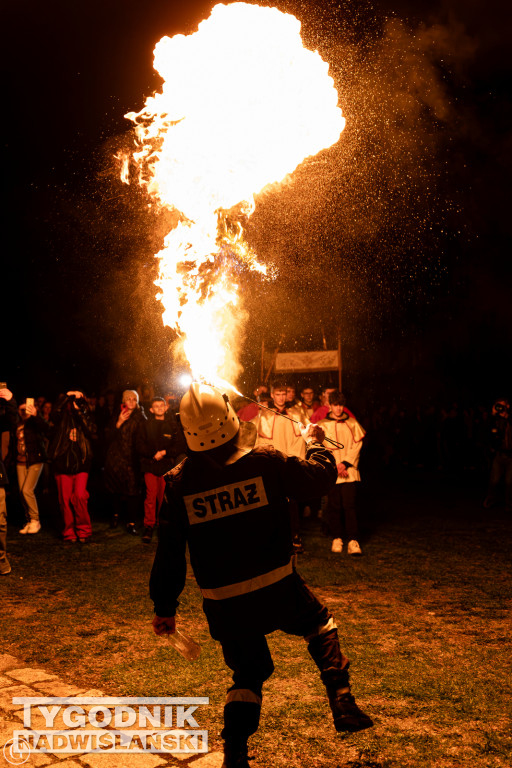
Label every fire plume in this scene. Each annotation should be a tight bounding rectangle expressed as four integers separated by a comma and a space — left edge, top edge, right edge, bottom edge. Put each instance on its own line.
123, 2, 345, 389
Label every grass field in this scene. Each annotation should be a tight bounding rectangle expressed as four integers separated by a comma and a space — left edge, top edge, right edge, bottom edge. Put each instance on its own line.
1, 472, 511, 767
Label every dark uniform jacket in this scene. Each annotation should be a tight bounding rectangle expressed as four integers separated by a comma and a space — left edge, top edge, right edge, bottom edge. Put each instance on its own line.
150, 440, 336, 639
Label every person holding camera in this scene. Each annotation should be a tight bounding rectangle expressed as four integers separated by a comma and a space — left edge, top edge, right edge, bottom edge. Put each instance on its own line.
483, 398, 512, 512
47, 391, 96, 543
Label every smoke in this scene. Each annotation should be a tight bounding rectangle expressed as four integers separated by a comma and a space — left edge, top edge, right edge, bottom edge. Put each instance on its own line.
242, 5, 477, 353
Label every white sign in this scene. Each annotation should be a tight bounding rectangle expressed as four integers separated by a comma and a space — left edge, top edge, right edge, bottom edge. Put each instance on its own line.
275, 350, 339, 372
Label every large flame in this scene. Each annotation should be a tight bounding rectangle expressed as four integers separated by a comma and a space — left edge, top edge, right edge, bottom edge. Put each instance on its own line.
123, 2, 345, 389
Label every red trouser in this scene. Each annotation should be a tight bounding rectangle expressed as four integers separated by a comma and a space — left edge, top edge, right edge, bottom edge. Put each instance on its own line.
144, 473, 166, 528
55, 473, 92, 541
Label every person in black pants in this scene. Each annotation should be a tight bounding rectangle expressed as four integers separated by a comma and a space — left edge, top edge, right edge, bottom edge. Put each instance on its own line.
149, 383, 373, 768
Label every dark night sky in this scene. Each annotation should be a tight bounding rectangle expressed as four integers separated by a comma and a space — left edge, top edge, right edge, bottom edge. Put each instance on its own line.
2, 0, 511, 406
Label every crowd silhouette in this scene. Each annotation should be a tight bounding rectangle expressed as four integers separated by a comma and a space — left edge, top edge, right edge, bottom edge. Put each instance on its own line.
0, 379, 509, 577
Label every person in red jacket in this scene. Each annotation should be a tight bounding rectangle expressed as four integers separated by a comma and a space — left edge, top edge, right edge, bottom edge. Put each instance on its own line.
149, 383, 373, 768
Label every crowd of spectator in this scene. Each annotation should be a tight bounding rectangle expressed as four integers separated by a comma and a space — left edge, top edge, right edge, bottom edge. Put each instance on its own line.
1, 378, 509, 578
0, 384, 187, 575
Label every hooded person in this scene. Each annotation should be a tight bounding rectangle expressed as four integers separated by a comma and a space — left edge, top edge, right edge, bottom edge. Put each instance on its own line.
149, 382, 373, 768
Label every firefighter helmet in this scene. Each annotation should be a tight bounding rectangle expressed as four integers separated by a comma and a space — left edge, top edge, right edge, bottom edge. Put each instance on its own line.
180, 382, 240, 451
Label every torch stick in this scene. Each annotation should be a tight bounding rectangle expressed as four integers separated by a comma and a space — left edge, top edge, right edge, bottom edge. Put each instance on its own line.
239, 394, 345, 450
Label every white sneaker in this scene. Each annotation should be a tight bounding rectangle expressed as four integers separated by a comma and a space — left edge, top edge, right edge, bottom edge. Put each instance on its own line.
331, 538, 343, 553
25, 521, 41, 534
19, 523, 30, 534
347, 540, 362, 555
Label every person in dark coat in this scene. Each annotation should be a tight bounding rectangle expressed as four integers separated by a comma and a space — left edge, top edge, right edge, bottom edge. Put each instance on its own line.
103, 389, 146, 534
140, 396, 187, 543
48, 391, 96, 543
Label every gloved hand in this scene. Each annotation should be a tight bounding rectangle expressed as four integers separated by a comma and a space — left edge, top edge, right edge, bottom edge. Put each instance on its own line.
152, 615, 176, 636
300, 423, 325, 444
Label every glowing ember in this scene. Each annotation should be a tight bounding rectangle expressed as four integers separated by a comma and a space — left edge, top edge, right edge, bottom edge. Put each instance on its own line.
123, 2, 345, 389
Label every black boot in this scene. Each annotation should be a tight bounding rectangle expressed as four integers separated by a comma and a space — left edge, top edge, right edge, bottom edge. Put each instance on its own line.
327, 687, 373, 732
221, 741, 250, 768
221, 695, 260, 767
307, 628, 373, 733
142, 526, 153, 543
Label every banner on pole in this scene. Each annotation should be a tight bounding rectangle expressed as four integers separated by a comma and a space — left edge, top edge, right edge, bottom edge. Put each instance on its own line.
274, 350, 339, 373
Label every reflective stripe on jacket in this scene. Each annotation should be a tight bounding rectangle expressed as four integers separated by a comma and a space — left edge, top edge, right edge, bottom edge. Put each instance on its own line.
149, 442, 336, 619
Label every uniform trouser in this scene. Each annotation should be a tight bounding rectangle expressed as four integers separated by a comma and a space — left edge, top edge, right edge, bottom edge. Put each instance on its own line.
143, 473, 166, 528
55, 473, 92, 541
16, 463, 43, 521
216, 578, 350, 746
326, 482, 359, 540
486, 452, 512, 511
0, 487, 10, 571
